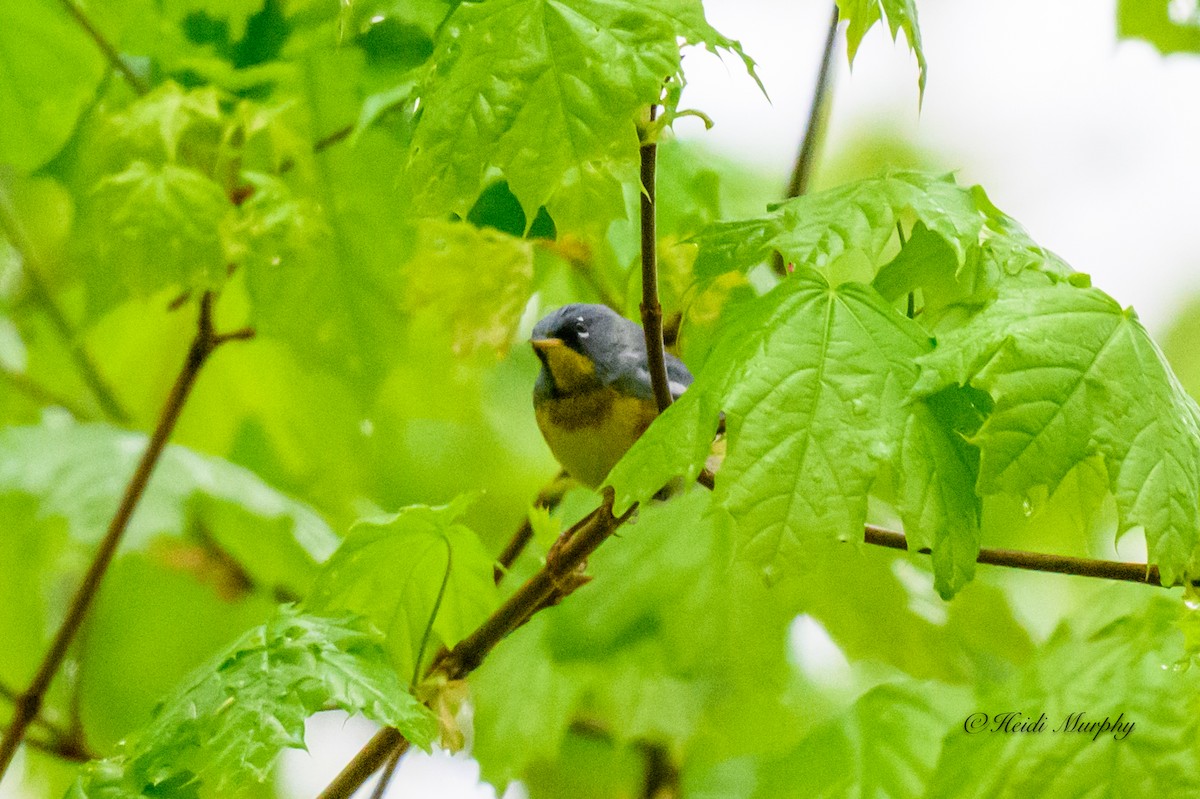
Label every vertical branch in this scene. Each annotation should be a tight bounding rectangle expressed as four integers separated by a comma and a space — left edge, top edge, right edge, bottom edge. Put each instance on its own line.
774, 2, 841, 276
640, 741, 680, 799
785, 2, 841, 199
0, 293, 253, 780
638, 105, 673, 413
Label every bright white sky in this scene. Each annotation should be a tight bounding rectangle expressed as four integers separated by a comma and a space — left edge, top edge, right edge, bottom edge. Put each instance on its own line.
277, 2, 1200, 797
678, 0, 1200, 334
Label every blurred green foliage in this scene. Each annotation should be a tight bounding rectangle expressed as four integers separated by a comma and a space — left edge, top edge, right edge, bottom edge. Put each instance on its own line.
2, 0, 1199, 798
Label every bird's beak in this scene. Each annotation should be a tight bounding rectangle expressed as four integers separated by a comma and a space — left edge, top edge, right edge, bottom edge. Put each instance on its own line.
530, 337, 564, 366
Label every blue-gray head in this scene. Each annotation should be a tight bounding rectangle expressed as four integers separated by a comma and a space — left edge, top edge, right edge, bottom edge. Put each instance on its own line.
530, 304, 692, 401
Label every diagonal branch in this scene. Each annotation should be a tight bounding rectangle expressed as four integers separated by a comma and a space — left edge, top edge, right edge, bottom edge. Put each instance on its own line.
317, 491, 637, 799
366, 743, 406, 799
57, 0, 148, 96
0, 367, 96, 421
0, 186, 132, 424
493, 472, 570, 583
316, 471, 1186, 798
0, 292, 254, 779
774, 2, 841, 276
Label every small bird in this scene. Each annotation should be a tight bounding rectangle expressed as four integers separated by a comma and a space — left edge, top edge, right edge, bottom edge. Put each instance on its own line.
531, 304, 692, 488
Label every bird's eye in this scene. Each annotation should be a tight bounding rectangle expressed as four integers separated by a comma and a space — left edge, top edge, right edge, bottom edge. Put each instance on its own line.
575, 322, 589, 339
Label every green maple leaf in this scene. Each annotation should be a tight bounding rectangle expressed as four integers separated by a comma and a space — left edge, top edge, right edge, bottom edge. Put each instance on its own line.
606, 268, 981, 594
307, 496, 498, 684
407, 0, 755, 223
69, 607, 436, 798
693, 173, 1066, 291
914, 280, 1200, 585
836, 0, 927, 98
84, 162, 232, 299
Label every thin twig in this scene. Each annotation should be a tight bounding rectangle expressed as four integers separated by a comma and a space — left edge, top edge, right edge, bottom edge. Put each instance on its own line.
57, 0, 149, 96
861, 525, 1176, 586
640, 741, 680, 799
19, 732, 92, 764
0, 293, 253, 779
0, 681, 75, 744
320, 730, 411, 799
315, 125, 354, 154
0, 367, 97, 421
638, 106, 672, 413
367, 744, 405, 799
785, 2, 840, 199
317, 491, 637, 799
773, 1, 841, 276
0, 190, 133, 424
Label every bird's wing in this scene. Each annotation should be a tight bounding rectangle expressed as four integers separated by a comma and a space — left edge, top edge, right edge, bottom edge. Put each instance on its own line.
664, 353, 693, 399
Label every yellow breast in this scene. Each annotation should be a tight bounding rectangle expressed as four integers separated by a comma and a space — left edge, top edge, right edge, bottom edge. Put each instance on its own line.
535, 387, 659, 488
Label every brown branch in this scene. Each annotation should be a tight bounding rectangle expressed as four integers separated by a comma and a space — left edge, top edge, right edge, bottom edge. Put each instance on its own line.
785, 2, 840, 199
317, 458, 1182, 797
321, 732, 409, 799
1, 682, 73, 742
0, 292, 252, 779
861, 525, 1175, 586
314, 125, 353, 154
773, 1, 841, 276
317, 490, 637, 799
57, 0, 148, 96
367, 744, 406, 799
638, 105, 672, 413
641, 741, 680, 799
19, 731, 93, 764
